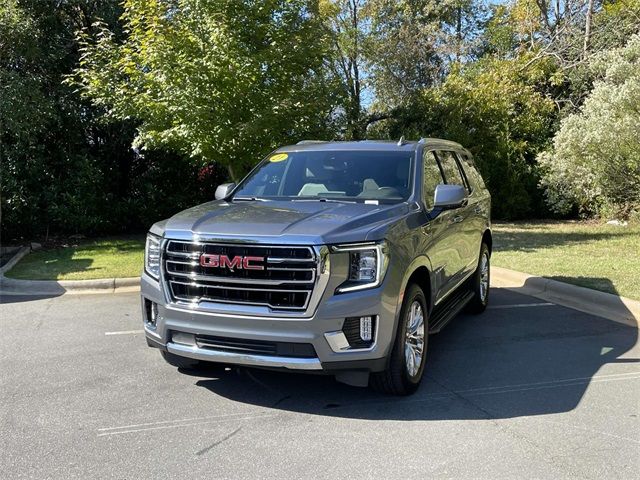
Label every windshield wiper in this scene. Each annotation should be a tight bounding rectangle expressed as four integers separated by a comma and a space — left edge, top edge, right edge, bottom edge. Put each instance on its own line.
233, 196, 267, 202
292, 197, 357, 204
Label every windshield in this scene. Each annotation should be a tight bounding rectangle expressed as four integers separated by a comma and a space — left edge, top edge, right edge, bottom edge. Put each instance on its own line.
233, 150, 413, 202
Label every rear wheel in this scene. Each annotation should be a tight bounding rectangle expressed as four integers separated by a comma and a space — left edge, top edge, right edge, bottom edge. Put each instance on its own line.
160, 350, 200, 369
370, 284, 428, 395
466, 243, 490, 314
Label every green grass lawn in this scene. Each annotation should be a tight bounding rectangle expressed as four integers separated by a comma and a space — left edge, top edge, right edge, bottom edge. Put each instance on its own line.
5, 236, 144, 281
493, 221, 640, 300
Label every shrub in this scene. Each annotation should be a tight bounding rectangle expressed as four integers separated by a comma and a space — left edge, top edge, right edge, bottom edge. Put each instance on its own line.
539, 34, 640, 219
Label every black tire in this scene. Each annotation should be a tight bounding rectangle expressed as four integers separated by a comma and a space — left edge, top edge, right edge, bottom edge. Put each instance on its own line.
160, 350, 200, 369
466, 243, 491, 314
370, 284, 429, 395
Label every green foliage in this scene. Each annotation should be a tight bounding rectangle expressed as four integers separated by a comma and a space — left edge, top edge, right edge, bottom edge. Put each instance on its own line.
365, 0, 488, 106
3, 0, 640, 241
539, 34, 640, 218
1, 0, 228, 240
371, 56, 556, 219
74, 0, 340, 179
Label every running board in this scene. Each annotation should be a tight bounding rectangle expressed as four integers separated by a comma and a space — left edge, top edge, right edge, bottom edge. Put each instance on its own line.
429, 289, 475, 334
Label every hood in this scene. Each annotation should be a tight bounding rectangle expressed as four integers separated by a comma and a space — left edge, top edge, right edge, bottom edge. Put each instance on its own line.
161, 199, 410, 245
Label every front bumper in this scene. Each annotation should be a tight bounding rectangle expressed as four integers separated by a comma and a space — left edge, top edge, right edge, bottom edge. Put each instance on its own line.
140, 258, 402, 373
167, 342, 322, 370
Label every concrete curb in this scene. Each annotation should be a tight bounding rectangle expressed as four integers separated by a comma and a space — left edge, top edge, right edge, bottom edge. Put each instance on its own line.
492, 266, 639, 328
0, 275, 141, 296
0, 246, 30, 275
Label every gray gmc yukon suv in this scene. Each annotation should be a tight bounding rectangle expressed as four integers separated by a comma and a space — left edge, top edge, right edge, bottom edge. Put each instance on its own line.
141, 138, 491, 395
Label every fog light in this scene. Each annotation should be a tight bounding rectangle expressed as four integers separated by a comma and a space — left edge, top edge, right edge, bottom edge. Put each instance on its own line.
172, 332, 196, 346
360, 316, 373, 342
144, 299, 158, 327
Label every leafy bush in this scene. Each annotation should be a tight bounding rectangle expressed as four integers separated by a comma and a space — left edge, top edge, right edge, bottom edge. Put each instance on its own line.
539, 34, 640, 219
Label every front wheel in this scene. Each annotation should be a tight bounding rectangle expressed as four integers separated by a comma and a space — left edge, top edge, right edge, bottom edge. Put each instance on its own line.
370, 284, 428, 395
466, 243, 490, 314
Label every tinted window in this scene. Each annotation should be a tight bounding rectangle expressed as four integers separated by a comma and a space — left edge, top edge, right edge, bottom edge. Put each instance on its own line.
459, 152, 485, 191
423, 151, 444, 210
234, 150, 413, 202
436, 151, 466, 189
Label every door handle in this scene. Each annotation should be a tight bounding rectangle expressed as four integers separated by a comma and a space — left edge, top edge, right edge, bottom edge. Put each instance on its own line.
451, 215, 463, 224
474, 206, 482, 214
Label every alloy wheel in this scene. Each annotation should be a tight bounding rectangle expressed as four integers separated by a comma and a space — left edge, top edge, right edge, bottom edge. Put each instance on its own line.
479, 252, 490, 302
404, 301, 425, 377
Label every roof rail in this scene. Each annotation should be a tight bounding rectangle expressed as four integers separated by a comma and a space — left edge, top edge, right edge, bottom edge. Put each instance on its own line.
296, 140, 326, 145
418, 138, 427, 144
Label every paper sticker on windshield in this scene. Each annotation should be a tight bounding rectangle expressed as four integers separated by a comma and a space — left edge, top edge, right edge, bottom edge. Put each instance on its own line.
269, 153, 288, 162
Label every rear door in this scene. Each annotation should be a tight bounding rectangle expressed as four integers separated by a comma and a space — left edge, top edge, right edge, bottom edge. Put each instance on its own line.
456, 151, 489, 268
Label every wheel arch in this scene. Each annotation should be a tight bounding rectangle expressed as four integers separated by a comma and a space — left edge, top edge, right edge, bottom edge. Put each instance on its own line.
397, 256, 435, 318
482, 228, 493, 255
380, 256, 435, 383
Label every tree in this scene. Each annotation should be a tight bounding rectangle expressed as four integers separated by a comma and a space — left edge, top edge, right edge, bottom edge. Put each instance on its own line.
1, 0, 133, 239
539, 34, 640, 218
370, 55, 556, 219
320, 0, 368, 139
74, 0, 339, 181
365, 0, 487, 107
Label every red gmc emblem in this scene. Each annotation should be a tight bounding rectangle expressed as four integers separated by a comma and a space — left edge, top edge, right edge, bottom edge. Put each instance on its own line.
200, 254, 265, 271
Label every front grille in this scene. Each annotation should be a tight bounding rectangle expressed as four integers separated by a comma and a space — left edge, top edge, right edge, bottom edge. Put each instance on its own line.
163, 241, 317, 311
194, 334, 317, 358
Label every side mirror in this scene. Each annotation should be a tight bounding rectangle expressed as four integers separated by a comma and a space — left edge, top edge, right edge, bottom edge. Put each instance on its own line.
215, 183, 236, 200
433, 184, 467, 209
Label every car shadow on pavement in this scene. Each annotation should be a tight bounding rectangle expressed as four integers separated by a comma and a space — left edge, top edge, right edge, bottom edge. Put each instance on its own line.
190, 285, 638, 421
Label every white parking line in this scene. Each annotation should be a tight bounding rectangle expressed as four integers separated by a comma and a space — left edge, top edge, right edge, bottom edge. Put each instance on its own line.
488, 302, 554, 309
104, 329, 144, 336
97, 412, 278, 437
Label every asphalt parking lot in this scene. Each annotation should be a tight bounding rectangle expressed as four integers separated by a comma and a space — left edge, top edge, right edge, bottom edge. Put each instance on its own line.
1, 288, 638, 479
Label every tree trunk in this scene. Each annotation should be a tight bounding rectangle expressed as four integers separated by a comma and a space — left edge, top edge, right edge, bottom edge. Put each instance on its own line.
227, 163, 236, 183
350, 0, 362, 139
583, 0, 595, 58
457, 5, 462, 62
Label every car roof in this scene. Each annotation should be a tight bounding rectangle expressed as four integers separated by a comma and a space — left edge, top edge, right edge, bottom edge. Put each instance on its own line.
276, 138, 466, 153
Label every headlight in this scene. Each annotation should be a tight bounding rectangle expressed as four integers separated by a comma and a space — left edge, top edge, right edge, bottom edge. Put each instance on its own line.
333, 242, 388, 293
145, 233, 161, 280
